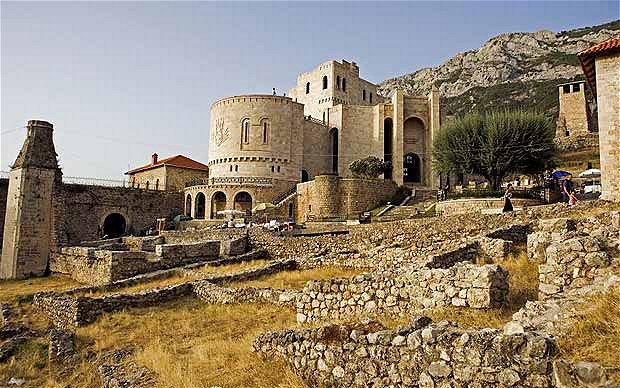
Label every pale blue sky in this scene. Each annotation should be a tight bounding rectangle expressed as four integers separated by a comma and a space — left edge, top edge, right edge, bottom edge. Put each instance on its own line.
1, 1, 617, 179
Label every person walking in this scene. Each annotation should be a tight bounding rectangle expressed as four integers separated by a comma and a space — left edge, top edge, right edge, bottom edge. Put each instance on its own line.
562, 174, 575, 206
503, 183, 514, 212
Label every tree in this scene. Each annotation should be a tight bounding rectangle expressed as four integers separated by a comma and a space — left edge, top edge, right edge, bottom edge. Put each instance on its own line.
349, 156, 389, 179
433, 110, 555, 190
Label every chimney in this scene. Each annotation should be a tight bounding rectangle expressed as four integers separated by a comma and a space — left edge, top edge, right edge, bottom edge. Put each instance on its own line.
151, 153, 158, 165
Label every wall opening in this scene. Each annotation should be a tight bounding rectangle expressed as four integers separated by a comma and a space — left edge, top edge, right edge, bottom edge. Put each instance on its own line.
185, 194, 192, 216
288, 202, 294, 219
306, 82, 310, 94
329, 128, 339, 174
404, 153, 421, 183
211, 191, 227, 219
322, 76, 328, 90
384, 118, 393, 179
233, 191, 253, 215
195, 192, 206, 219
103, 213, 126, 238
336, 76, 341, 89
342, 78, 346, 92
301, 170, 309, 182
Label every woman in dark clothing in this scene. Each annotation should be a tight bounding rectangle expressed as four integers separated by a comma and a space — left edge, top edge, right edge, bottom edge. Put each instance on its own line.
503, 184, 514, 212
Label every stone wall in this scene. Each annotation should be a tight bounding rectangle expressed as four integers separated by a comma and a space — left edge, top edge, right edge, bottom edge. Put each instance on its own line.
436, 198, 542, 216
295, 262, 508, 323
296, 176, 398, 221
253, 318, 557, 388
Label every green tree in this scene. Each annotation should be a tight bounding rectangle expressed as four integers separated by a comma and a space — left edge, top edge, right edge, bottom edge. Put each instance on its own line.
349, 156, 388, 179
433, 110, 555, 190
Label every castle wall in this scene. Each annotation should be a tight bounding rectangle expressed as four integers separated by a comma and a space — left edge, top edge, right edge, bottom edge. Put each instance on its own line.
337, 105, 382, 177
595, 54, 620, 202
301, 120, 331, 178
164, 165, 209, 191
557, 81, 590, 138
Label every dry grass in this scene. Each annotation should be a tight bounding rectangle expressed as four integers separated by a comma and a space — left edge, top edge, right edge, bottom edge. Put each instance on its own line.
558, 286, 620, 370
422, 245, 539, 329
568, 201, 620, 220
77, 299, 307, 388
0, 274, 79, 303
228, 266, 368, 290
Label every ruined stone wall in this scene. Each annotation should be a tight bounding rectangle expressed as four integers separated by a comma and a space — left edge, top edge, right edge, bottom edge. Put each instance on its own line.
253, 318, 557, 388
295, 262, 508, 323
595, 53, 620, 202
57, 183, 183, 245
296, 176, 398, 221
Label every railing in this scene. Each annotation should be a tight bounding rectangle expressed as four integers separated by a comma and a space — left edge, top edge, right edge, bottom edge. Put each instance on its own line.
63, 176, 128, 187
304, 115, 328, 126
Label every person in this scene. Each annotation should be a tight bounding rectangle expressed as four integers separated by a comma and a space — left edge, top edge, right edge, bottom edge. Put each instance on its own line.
272, 87, 276, 96
503, 184, 514, 212
562, 174, 574, 206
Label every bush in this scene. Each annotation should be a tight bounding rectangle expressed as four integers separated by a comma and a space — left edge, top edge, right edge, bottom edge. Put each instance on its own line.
349, 156, 389, 179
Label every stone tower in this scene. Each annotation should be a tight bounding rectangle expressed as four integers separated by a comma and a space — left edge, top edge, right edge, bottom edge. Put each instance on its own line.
556, 80, 590, 138
1, 120, 60, 279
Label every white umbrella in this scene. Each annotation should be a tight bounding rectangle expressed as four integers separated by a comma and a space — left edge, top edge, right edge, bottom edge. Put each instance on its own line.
578, 168, 601, 178
216, 209, 245, 216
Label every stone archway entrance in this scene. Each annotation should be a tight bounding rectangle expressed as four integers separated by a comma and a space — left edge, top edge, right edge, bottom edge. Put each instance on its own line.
233, 192, 252, 216
185, 194, 192, 217
211, 192, 227, 219
404, 153, 422, 183
103, 213, 126, 238
195, 193, 206, 219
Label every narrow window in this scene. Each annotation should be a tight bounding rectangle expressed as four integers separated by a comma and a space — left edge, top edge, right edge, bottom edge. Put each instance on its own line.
573, 83, 580, 92
155, 179, 159, 190
235, 165, 238, 172
323, 111, 325, 122
322, 76, 328, 90
262, 121, 269, 143
336, 76, 341, 89
277, 166, 281, 172
563, 85, 571, 94
230, 165, 233, 172
146, 181, 150, 190
306, 82, 310, 94
342, 78, 346, 92
242, 120, 250, 143
369, 93, 373, 103
363, 90, 366, 101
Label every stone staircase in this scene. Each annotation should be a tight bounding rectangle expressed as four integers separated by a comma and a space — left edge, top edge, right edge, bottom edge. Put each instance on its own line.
375, 188, 437, 222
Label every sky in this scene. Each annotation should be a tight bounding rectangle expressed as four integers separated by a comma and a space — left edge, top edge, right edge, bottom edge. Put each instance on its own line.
1, 1, 618, 180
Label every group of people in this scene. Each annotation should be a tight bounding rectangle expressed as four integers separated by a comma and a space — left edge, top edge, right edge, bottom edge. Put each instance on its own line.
502, 171, 577, 213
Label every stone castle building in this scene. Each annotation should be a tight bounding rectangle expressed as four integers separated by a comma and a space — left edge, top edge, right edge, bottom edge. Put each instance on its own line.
556, 80, 591, 138
578, 36, 620, 203
126, 153, 209, 191
184, 60, 441, 219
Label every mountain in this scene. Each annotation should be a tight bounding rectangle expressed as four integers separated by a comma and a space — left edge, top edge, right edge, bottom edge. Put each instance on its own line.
378, 20, 620, 118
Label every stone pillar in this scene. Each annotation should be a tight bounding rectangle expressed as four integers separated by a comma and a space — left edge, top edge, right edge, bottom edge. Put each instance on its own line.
428, 85, 441, 190
595, 55, 620, 202
392, 89, 405, 186
1, 120, 60, 279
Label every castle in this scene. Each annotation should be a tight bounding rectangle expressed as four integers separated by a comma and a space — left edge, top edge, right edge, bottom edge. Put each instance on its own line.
184, 60, 441, 219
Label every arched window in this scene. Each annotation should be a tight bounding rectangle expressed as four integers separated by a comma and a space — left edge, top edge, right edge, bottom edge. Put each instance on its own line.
261, 119, 270, 144
336, 76, 341, 89
242, 119, 250, 143
301, 170, 309, 182
305, 82, 310, 94
322, 76, 328, 90
185, 194, 192, 216
369, 93, 373, 103
363, 90, 366, 101
145, 181, 150, 190
155, 179, 159, 190
342, 78, 346, 92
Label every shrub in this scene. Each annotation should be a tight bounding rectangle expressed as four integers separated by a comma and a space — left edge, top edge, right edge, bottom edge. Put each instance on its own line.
349, 156, 389, 179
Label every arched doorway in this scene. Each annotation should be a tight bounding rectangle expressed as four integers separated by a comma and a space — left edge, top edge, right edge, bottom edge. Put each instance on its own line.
103, 213, 126, 238
195, 192, 206, 219
211, 191, 227, 219
384, 118, 393, 179
329, 128, 339, 174
185, 194, 192, 217
301, 170, 309, 182
233, 192, 252, 216
404, 153, 422, 183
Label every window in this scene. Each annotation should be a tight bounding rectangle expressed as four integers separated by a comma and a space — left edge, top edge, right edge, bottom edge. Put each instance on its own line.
262, 120, 270, 144
155, 179, 159, 190
363, 90, 366, 101
573, 83, 580, 92
146, 181, 150, 190
587, 161, 593, 169
230, 165, 233, 172
563, 85, 571, 94
369, 93, 372, 103
342, 78, 346, 92
277, 166, 281, 173
242, 119, 250, 143
336, 76, 341, 89
235, 165, 238, 172
322, 76, 328, 90
323, 111, 325, 122
271, 166, 275, 172
306, 82, 310, 94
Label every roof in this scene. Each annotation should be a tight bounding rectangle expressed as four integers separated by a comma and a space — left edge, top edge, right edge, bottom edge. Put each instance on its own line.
126, 155, 209, 175
577, 35, 620, 96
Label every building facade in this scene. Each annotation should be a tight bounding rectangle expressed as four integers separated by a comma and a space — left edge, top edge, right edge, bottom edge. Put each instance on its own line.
556, 80, 591, 138
578, 36, 620, 203
126, 153, 209, 191
184, 60, 441, 219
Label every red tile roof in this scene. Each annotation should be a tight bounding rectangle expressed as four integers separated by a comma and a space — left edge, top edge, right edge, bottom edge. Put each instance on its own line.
126, 155, 209, 174
578, 35, 620, 95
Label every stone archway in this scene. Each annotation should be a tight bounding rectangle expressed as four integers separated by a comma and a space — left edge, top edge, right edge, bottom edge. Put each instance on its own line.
404, 153, 422, 183
195, 192, 206, 219
102, 213, 126, 238
211, 191, 227, 219
233, 191, 252, 217
185, 194, 192, 217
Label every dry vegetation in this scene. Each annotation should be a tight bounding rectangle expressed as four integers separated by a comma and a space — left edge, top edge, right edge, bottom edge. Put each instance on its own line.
0, 275, 79, 303
228, 266, 367, 290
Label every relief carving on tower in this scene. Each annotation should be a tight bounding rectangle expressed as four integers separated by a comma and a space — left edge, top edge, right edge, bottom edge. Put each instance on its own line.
214, 118, 230, 147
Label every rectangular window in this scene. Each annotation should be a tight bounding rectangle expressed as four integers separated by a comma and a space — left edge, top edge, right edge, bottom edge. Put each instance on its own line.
573, 83, 580, 92
563, 85, 571, 94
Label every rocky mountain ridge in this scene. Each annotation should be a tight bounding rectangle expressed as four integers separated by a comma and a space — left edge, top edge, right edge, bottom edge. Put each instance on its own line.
378, 20, 620, 117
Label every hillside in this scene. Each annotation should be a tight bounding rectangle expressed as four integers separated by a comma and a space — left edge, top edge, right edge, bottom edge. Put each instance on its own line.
378, 20, 620, 118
